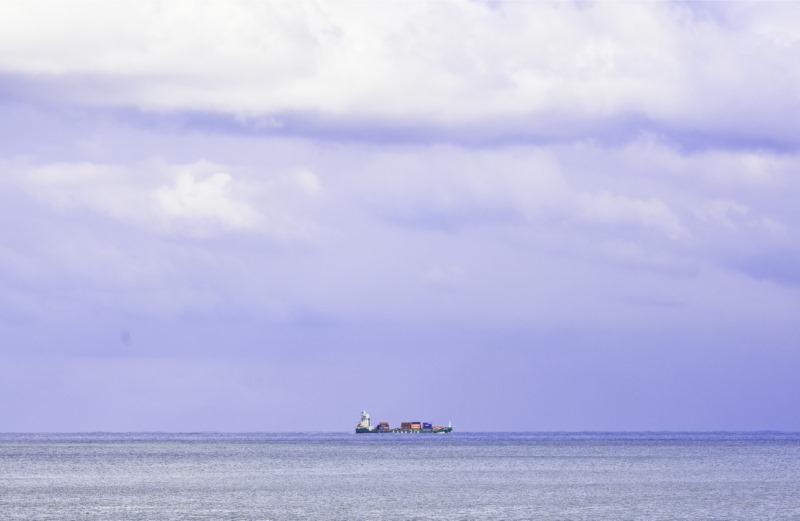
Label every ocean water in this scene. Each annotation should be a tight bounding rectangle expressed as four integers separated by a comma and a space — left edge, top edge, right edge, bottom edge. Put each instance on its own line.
1, 432, 798, 520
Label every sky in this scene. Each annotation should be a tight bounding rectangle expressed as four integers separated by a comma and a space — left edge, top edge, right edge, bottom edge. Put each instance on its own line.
1, 1, 799, 432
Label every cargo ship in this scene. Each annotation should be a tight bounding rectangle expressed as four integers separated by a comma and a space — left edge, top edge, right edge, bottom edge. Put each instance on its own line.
355, 410, 453, 434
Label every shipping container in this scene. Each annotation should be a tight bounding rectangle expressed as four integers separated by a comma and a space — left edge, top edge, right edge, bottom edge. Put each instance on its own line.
400, 422, 412, 429
422, 423, 433, 429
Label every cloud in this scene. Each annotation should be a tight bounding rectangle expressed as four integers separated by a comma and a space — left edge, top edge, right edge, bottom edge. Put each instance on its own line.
2, 131, 800, 330
341, 144, 689, 243
694, 200, 783, 234
289, 169, 323, 196
577, 191, 684, 239
19, 162, 142, 222
0, 1, 799, 147
153, 171, 259, 231
11, 159, 271, 237
349, 146, 568, 230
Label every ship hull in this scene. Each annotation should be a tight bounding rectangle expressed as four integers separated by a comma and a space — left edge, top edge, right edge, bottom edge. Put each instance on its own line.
356, 427, 453, 434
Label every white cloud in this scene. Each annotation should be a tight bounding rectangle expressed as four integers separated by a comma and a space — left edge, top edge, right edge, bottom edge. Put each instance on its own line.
339, 144, 694, 242
12, 159, 266, 236
20, 162, 146, 223
0, 1, 798, 143
153, 171, 259, 231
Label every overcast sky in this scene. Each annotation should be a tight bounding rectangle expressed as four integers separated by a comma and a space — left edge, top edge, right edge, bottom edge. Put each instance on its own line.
1, 1, 799, 431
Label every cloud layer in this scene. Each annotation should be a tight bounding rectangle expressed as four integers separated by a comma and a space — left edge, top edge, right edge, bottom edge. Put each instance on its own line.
4, 138, 798, 328
1, 1, 799, 146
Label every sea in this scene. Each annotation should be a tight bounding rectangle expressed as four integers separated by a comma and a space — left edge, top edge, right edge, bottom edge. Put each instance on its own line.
1, 432, 798, 520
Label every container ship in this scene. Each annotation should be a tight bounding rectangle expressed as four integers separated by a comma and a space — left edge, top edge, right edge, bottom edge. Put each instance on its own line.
355, 410, 453, 434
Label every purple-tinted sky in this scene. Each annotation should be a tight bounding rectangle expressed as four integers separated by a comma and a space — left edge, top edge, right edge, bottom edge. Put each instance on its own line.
1, 1, 799, 431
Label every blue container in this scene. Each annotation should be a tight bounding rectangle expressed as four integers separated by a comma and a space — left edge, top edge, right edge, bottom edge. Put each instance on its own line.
423, 423, 433, 429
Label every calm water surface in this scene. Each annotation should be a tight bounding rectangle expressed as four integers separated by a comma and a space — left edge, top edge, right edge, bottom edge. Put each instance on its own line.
1, 432, 798, 520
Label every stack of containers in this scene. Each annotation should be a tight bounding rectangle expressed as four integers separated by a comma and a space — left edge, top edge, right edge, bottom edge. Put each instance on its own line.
422, 423, 433, 430
410, 422, 422, 430
401, 422, 412, 429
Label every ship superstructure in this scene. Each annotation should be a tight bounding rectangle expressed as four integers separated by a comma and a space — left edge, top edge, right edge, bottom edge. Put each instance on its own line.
355, 410, 453, 434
